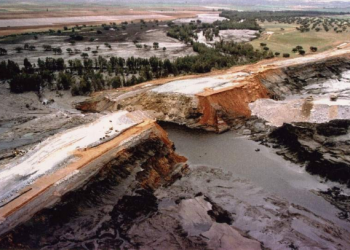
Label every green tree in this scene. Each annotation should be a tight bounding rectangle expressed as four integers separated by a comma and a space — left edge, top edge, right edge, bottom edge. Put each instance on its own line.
66, 48, 73, 55
9, 73, 42, 93
0, 48, 7, 55
81, 53, 89, 59
57, 72, 74, 90
153, 42, 159, 49
15, 47, 23, 53
110, 76, 122, 89
43, 45, 52, 51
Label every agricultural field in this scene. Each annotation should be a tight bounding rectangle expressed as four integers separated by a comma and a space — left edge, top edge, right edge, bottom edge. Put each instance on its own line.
250, 20, 350, 57
0, 4, 208, 36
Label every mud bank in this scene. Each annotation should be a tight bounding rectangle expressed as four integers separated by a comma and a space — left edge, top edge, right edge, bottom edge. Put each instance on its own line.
0, 111, 187, 237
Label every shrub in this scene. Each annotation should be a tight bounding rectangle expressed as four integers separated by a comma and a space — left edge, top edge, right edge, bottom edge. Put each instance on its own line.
57, 72, 74, 90
310, 46, 318, 52
0, 48, 7, 55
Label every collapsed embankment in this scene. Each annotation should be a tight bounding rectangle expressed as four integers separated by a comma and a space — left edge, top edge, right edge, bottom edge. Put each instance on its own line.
196, 80, 269, 132
0, 111, 188, 238
0, 112, 265, 250
75, 49, 350, 188
76, 49, 350, 133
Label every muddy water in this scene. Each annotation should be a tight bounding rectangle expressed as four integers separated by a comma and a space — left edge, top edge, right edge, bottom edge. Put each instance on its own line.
163, 123, 350, 230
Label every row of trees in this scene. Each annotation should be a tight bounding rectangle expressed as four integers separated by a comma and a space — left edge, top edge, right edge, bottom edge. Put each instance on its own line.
219, 10, 349, 24
219, 10, 350, 34
2, 38, 274, 95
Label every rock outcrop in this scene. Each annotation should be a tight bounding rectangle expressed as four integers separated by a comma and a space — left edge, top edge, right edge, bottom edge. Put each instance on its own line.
269, 120, 350, 186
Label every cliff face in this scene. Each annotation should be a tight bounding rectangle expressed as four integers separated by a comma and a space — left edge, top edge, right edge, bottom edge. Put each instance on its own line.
75, 73, 270, 133
197, 80, 269, 132
0, 112, 187, 238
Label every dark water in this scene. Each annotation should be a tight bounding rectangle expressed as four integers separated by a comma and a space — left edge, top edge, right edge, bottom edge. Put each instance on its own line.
162, 123, 350, 230
1, 122, 349, 249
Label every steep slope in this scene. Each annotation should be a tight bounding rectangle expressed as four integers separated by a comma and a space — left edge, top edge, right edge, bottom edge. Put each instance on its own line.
0, 111, 188, 237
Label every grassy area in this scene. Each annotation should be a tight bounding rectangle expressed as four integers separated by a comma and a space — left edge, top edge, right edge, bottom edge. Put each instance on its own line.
250, 21, 350, 57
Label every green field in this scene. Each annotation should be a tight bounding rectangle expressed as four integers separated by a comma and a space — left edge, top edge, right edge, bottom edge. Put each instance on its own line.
250, 21, 350, 57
